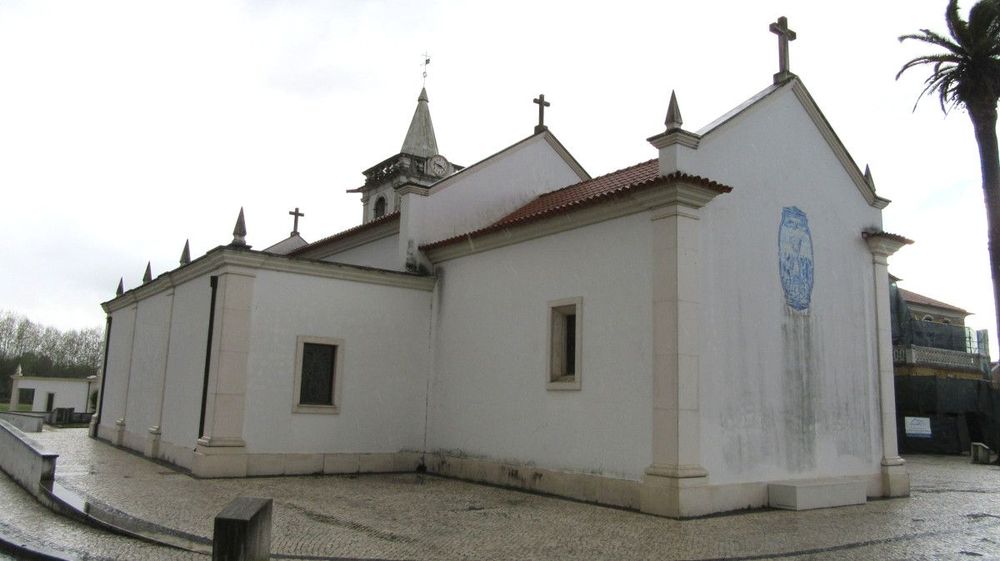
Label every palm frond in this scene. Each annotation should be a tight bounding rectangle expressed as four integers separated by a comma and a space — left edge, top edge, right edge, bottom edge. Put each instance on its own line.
899, 29, 965, 55
947, 0, 971, 47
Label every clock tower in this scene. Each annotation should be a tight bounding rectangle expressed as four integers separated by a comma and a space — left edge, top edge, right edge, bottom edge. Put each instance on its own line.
349, 87, 461, 223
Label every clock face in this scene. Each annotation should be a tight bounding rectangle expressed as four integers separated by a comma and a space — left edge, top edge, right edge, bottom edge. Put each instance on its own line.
427, 155, 449, 177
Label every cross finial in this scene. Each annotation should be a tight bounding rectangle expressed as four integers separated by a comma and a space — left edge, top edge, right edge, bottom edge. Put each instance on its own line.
289, 207, 305, 236
769, 16, 797, 84
533, 94, 550, 134
422, 53, 431, 86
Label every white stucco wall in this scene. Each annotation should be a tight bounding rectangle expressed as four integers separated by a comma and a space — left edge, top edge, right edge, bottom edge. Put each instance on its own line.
16, 377, 92, 412
690, 86, 884, 484
121, 290, 173, 451
427, 212, 653, 480
322, 234, 400, 271
158, 274, 213, 467
243, 269, 432, 454
97, 304, 137, 436
413, 135, 585, 246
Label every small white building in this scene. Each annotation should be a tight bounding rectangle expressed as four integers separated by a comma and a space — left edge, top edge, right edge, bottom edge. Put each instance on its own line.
9, 366, 96, 413
93, 23, 912, 518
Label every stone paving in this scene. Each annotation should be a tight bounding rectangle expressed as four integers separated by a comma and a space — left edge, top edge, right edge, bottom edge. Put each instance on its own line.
2, 427, 1000, 560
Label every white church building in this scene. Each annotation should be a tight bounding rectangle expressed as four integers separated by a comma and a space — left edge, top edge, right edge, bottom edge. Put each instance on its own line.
93, 21, 911, 518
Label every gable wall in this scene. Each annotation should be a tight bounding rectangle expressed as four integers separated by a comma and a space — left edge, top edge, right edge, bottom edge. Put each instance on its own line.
321, 234, 400, 271
413, 136, 585, 246
242, 269, 432, 455
690, 86, 884, 484
427, 212, 653, 480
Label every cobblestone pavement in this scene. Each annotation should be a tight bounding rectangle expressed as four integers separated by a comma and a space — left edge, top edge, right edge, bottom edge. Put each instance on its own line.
2, 427, 1000, 560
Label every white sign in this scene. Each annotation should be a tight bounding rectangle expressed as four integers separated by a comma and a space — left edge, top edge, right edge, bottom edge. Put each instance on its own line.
904, 416, 932, 438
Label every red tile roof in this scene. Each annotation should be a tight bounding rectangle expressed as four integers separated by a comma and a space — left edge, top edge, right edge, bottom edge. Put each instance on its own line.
421, 160, 732, 250
289, 211, 399, 257
898, 288, 969, 315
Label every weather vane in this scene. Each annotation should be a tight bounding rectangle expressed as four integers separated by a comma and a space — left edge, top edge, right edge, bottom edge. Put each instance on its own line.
422, 52, 431, 86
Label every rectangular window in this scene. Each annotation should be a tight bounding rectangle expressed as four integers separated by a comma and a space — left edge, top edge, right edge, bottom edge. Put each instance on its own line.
548, 297, 582, 390
293, 336, 344, 414
300, 343, 336, 405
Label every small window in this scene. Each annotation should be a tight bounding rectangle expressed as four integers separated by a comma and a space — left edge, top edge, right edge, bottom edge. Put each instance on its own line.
548, 297, 582, 390
293, 336, 344, 414
374, 196, 387, 219
922, 314, 934, 322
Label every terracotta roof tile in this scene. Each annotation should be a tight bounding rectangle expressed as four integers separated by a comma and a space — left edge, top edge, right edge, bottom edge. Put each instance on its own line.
898, 288, 969, 315
421, 160, 732, 250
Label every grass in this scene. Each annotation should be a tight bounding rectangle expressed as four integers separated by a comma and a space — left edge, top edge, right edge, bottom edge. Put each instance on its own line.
0, 403, 32, 412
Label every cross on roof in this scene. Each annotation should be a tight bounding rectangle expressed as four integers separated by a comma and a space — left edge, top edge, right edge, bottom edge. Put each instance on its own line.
289, 207, 304, 236
769, 17, 797, 83
533, 94, 550, 134
769, 16, 797, 84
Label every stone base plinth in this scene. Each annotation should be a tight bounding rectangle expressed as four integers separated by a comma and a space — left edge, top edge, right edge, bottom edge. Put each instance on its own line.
768, 479, 867, 510
881, 462, 910, 497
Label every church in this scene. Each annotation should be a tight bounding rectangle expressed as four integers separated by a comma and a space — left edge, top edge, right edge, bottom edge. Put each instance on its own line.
92, 19, 911, 518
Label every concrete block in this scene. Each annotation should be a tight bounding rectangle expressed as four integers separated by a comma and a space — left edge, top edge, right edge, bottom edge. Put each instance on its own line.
768, 478, 867, 510
213, 497, 272, 561
972, 442, 992, 464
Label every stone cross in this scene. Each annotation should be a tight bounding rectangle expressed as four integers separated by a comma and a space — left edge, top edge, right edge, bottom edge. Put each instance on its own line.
289, 207, 304, 236
769, 16, 796, 84
533, 94, 550, 134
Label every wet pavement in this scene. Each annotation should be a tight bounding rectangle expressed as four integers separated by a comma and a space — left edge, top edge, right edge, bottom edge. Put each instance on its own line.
1, 427, 1000, 560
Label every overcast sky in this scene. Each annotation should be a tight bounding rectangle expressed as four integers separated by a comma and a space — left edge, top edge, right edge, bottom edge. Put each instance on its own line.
0, 1, 994, 352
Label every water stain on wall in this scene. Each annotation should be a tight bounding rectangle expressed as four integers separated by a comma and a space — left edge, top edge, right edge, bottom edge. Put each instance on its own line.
782, 308, 818, 471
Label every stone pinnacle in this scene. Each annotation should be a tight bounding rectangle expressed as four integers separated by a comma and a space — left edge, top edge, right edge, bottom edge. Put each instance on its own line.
180, 239, 191, 265
665, 91, 683, 132
231, 207, 248, 248
143, 262, 152, 284
116, 277, 124, 296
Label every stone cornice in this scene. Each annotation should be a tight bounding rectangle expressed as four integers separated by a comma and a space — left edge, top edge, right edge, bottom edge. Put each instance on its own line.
103, 247, 435, 313
646, 129, 701, 150
424, 179, 728, 263
863, 230, 914, 257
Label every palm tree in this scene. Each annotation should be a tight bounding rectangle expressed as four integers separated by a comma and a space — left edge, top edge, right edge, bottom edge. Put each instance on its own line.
898, 0, 1000, 340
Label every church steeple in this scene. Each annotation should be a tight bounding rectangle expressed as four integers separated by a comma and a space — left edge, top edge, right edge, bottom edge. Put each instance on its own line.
349, 85, 462, 224
400, 87, 439, 158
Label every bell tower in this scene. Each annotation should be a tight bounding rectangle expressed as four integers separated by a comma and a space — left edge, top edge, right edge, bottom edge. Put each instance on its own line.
349, 87, 461, 223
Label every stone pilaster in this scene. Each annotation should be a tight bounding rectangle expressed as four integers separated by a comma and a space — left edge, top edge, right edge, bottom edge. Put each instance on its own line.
864, 231, 912, 498
639, 182, 727, 518
114, 304, 139, 446
193, 267, 255, 478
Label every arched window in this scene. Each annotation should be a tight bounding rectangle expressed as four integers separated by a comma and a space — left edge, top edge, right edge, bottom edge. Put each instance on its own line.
922, 314, 934, 322
374, 196, 387, 219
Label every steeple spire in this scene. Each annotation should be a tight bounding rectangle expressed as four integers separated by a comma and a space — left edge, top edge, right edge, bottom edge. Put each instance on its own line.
400, 87, 439, 158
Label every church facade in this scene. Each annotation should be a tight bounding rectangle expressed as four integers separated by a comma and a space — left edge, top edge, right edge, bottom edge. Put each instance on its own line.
93, 38, 911, 517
